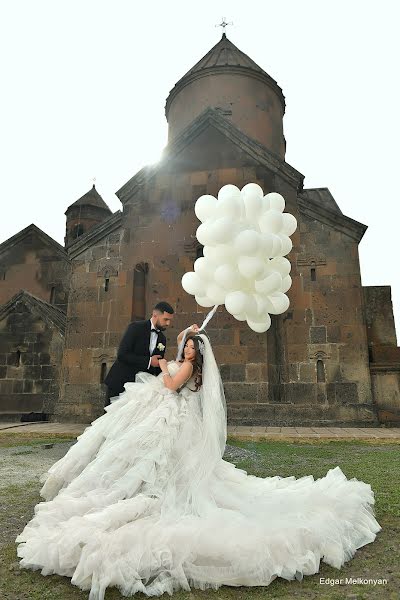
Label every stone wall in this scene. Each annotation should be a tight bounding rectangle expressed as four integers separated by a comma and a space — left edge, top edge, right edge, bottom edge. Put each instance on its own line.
0, 296, 64, 421
56, 228, 127, 421
53, 158, 386, 426
363, 285, 400, 424
0, 227, 70, 312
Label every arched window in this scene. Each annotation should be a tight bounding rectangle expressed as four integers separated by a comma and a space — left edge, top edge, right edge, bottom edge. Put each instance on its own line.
50, 286, 56, 304
132, 263, 148, 321
104, 278, 109, 292
317, 359, 325, 383
72, 223, 85, 239
100, 362, 107, 383
311, 261, 316, 281
16, 350, 21, 367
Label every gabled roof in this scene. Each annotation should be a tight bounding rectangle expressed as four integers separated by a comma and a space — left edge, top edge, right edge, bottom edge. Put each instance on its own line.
166, 34, 285, 116
117, 107, 304, 205
0, 224, 69, 262
65, 185, 112, 214
0, 290, 66, 334
67, 210, 122, 259
300, 188, 343, 214
298, 188, 367, 243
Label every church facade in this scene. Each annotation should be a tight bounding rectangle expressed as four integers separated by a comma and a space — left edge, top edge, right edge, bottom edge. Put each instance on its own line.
1, 34, 399, 425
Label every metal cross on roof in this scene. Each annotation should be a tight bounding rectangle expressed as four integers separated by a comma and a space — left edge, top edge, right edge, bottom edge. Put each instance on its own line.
215, 17, 233, 33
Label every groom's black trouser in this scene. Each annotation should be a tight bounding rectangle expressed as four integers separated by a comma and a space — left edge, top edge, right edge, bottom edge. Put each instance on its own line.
105, 386, 120, 407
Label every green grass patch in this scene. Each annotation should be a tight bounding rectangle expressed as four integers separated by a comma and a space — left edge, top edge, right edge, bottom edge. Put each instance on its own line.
1, 439, 399, 599
0, 433, 77, 448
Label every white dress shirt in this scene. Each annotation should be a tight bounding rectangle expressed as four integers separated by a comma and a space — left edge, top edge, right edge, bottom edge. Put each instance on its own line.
148, 319, 159, 369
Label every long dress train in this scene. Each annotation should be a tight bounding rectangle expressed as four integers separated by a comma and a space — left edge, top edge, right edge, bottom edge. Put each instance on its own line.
16, 360, 381, 600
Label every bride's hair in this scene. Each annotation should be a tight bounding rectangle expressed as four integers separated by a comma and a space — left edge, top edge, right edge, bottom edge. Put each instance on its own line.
178, 333, 204, 391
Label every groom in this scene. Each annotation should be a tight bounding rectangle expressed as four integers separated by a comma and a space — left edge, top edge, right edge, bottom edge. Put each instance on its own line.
104, 301, 175, 405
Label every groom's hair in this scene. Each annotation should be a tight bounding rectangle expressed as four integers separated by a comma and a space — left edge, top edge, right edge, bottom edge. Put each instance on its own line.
154, 301, 174, 315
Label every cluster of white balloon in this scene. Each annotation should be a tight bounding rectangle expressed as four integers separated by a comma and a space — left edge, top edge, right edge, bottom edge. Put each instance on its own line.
181, 183, 297, 332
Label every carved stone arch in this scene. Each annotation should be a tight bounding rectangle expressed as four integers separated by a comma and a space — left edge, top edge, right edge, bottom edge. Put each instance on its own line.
309, 350, 329, 360
92, 350, 115, 364
97, 265, 119, 278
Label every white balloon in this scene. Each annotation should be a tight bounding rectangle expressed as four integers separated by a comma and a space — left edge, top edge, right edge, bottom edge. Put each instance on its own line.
196, 222, 216, 246
194, 195, 217, 222
215, 264, 242, 290
277, 233, 293, 256
232, 311, 247, 321
234, 229, 260, 255
206, 282, 227, 305
270, 234, 283, 257
270, 256, 291, 277
264, 192, 285, 212
247, 315, 272, 333
244, 295, 257, 320
215, 196, 242, 220
243, 194, 262, 222
210, 217, 236, 244
261, 195, 271, 213
255, 272, 282, 295
268, 292, 290, 314
252, 293, 270, 318
255, 260, 273, 281
281, 213, 297, 236
204, 244, 237, 264
218, 184, 241, 202
195, 294, 216, 308
241, 183, 263, 199
225, 291, 249, 315
194, 257, 215, 281
258, 233, 274, 257
258, 210, 283, 234
280, 275, 292, 293
181, 272, 206, 296
238, 256, 266, 280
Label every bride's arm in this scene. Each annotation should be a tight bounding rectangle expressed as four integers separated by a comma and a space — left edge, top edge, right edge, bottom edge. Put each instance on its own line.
160, 361, 193, 392
177, 324, 199, 345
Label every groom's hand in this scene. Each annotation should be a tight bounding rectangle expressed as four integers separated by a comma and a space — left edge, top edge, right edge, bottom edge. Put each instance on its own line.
150, 355, 161, 367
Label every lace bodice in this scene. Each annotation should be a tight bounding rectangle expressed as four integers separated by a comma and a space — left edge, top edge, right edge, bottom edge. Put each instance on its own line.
167, 360, 196, 392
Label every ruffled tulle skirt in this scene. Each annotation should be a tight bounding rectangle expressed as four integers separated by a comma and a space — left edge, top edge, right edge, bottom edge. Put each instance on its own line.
16, 375, 381, 599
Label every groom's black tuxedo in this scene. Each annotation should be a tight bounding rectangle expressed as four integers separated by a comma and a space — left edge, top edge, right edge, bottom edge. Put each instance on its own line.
104, 319, 167, 399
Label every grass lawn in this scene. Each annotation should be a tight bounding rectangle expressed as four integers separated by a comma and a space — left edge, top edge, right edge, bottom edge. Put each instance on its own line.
0, 435, 399, 600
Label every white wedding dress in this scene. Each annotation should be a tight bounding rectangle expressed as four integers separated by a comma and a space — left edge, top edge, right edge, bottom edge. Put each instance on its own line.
16, 335, 381, 600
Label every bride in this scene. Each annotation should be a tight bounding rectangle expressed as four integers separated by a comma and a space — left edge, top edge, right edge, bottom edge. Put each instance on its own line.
16, 326, 381, 600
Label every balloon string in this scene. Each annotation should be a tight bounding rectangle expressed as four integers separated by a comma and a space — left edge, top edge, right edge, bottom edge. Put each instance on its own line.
175, 305, 219, 361
199, 304, 219, 330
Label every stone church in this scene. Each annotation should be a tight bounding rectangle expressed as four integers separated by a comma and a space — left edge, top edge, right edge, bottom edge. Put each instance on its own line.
1, 34, 399, 425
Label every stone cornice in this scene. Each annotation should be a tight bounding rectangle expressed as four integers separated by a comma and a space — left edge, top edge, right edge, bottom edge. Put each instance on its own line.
0, 290, 66, 334
0, 224, 69, 262
370, 364, 400, 372
298, 194, 367, 243
117, 108, 304, 205
67, 211, 122, 259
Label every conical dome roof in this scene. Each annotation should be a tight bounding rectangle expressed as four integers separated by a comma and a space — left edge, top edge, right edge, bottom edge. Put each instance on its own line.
166, 33, 285, 117
65, 185, 112, 214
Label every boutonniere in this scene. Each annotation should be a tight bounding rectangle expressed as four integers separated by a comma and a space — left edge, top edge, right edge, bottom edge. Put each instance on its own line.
157, 343, 165, 351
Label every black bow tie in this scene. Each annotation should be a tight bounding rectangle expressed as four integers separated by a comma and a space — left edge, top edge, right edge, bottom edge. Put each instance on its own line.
151, 328, 160, 334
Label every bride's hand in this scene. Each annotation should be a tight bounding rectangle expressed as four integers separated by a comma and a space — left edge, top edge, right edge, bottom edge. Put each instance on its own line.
159, 358, 168, 372
190, 324, 200, 333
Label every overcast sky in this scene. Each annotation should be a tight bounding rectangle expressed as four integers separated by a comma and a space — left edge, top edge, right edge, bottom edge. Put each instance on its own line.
1, 0, 399, 338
